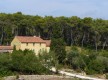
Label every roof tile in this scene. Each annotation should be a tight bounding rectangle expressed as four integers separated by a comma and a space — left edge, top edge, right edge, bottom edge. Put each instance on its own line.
16, 36, 46, 43
0, 46, 13, 50
44, 40, 51, 47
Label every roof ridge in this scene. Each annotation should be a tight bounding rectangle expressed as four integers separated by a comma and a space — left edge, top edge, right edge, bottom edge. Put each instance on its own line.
16, 36, 45, 43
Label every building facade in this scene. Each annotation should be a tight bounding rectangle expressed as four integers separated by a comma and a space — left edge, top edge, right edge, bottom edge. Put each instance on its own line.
11, 36, 51, 55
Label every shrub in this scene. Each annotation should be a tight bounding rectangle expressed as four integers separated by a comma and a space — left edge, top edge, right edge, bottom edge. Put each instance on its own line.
11, 50, 50, 74
0, 53, 13, 77
67, 50, 86, 70
86, 56, 108, 74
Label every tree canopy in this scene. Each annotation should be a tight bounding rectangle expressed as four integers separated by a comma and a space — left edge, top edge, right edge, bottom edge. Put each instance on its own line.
0, 12, 108, 51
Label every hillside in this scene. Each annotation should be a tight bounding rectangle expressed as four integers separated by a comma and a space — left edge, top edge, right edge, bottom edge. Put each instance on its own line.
0, 12, 108, 51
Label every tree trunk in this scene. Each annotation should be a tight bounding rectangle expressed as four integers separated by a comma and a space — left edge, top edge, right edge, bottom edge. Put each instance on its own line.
95, 43, 98, 52
0, 27, 4, 45
95, 36, 98, 52
81, 33, 85, 47
103, 41, 106, 50
87, 33, 90, 43
70, 29, 73, 46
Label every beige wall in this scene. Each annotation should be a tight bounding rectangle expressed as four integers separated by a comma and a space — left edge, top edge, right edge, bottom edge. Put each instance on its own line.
46, 47, 50, 53
11, 37, 50, 55
20, 42, 47, 55
11, 37, 21, 50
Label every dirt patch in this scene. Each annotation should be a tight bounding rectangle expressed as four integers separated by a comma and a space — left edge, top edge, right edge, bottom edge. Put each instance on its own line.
4, 75, 75, 80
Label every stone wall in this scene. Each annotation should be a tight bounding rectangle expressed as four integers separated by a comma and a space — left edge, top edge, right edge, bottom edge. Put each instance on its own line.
4, 75, 72, 80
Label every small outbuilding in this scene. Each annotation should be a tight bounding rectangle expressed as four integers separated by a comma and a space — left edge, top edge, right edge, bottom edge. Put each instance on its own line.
0, 46, 13, 53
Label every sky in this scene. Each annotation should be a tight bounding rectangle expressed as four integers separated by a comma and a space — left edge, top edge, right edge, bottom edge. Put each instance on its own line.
0, 0, 108, 19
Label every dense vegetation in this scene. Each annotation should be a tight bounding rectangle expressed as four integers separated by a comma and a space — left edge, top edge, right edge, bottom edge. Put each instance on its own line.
0, 50, 50, 77
0, 12, 108, 51
0, 12, 108, 78
40, 47, 108, 75
0, 48, 108, 77
66, 47, 108, 75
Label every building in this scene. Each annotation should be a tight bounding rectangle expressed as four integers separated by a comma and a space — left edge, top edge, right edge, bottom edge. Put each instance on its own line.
0, 46, 13, 53
11, 36, 51, 55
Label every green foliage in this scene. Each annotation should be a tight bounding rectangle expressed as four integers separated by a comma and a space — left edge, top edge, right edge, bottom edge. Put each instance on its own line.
0, 12, 108, 76
0, 12, 108, 50
11, 50, 50, 74
39, 51, 61, 73
39, 51, 54, 68
16, 74, 19, 79
51, 38, 66, 64
66, 47, 108, 75
67, 49, 86, 71
99, 50, 108, 58
0, 53, 13, 77
106, 73, 108, 79
87, 58, 105, 74
0, 50, 50, 77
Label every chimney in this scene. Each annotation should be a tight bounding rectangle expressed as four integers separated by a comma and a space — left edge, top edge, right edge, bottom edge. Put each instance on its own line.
33, 36, 36, 37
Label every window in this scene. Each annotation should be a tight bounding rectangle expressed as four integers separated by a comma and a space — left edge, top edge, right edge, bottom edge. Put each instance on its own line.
33, 43, 35, 46
40, 49, 41, 52
40, 43, 41, 46
26, 43, 28, 46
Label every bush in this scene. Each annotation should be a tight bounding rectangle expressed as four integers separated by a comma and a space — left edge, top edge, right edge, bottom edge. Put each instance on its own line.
66, 48, 108, 75
67, 50, 86, 70
11, 50, 50, 74
99, 50, 108, 58
106, 73, 108, 79
0, 53, 13, 77
86, 56, 108, 74
0, 50, 51, 77
51, 38, 66, 64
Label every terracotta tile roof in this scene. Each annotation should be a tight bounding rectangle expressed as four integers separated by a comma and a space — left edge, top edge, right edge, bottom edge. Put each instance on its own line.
16, 36, 46, 43
44, 40, 51, 47
0, 46, 13, 50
